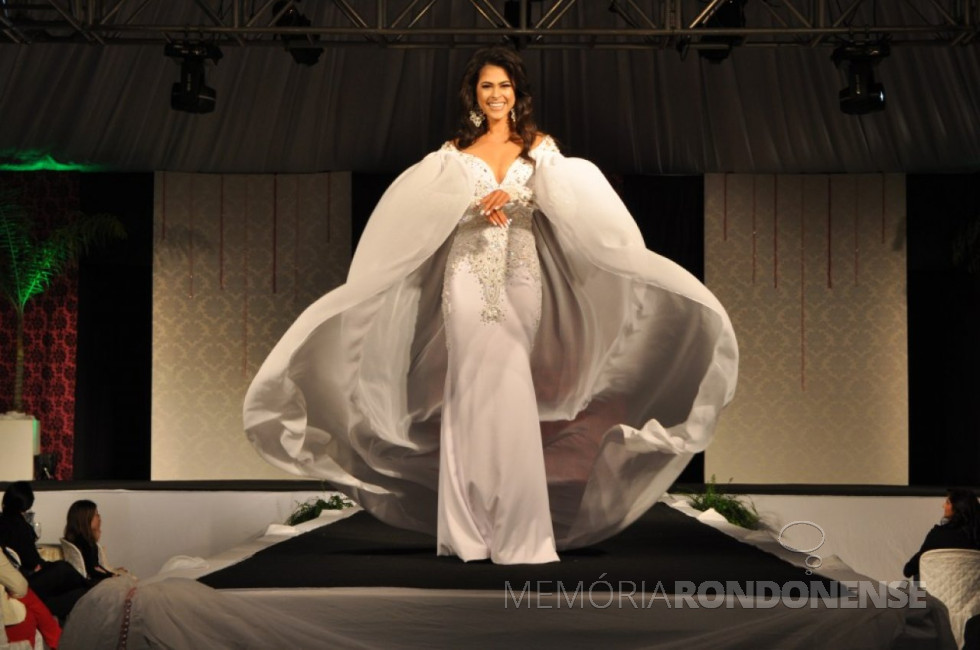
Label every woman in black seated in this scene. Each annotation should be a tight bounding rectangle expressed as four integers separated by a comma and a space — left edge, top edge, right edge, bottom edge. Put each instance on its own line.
63, 500, 121, 583
0, 481, 88, 620
903, 488, 980, 579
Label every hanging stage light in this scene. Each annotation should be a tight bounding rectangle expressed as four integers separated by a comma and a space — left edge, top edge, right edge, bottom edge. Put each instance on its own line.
676, 0, 747, 63
274, 1, 323, 66
165, 41, 223, 114
699, 0, 747, 62
832, 40, 890, 115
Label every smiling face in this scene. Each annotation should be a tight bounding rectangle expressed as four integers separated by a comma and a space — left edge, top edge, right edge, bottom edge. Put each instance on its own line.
475, 64, 515, 123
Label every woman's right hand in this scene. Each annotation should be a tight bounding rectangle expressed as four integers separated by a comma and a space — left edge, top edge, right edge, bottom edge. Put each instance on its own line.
478, 189, 512, 228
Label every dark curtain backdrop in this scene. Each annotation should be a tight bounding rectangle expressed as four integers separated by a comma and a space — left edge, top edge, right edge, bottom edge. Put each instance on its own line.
618, 175, 705, 483
907, 174, 980, 487
2, 2, 980, 176
75, 173, 153, 480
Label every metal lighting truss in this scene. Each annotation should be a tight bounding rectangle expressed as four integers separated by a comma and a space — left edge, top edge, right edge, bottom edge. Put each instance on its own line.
0, 0, 976, 48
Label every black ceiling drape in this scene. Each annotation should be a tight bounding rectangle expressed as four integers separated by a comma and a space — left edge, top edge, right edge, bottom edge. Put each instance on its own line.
0, 2, 978, 175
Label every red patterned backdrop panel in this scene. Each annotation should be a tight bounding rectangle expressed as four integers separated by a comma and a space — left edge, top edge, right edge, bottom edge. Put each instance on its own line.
0, 172, 80, 480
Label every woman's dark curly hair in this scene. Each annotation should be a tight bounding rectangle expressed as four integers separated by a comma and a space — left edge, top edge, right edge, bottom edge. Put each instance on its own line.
454, 45, 538, 160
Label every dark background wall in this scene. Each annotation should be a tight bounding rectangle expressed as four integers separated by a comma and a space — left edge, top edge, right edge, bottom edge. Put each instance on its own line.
75, 173, 153, 480
907, 173, 980, 487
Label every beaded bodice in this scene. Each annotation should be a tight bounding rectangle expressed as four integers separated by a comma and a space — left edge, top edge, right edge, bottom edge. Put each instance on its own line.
441, 137, 558, 324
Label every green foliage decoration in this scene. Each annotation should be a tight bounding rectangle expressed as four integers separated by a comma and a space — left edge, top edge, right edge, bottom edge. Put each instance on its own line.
285, 494, 355, 526
684, 475, 761, 529
0, 186, 125, 412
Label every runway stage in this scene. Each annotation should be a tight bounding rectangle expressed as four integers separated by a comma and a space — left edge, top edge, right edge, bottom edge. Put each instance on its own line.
59, 498, 956, 649
199, 503, 833, 592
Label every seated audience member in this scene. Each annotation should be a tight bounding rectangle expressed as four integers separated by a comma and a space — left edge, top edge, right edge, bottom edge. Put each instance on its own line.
0, 481, 88, 620
63, 500, 125, 582
1, 545, 61, 648
903, 488, 980, 579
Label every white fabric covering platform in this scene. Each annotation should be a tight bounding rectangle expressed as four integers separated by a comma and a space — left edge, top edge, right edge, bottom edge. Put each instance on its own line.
62, 579, 954, 650
58, 498, 957, 650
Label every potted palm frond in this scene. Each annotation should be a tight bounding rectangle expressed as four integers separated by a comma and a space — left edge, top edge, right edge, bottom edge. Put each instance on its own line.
0, 185, 124, 476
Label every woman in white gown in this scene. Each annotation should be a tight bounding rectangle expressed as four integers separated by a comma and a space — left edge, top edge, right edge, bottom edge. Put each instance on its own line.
437, 51, 560, 563
244, 46, 738, 565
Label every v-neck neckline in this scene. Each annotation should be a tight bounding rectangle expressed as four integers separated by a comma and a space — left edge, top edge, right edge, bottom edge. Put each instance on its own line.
459, 150, 521, 186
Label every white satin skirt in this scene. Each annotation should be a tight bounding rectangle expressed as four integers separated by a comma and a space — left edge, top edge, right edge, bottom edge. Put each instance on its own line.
437, 230, 559, 564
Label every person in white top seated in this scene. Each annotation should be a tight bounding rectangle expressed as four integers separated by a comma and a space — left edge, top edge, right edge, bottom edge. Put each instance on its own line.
1, 548, 61, 648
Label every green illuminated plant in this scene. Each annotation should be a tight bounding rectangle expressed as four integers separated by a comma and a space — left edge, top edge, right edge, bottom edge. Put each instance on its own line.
0, 187, 125, 412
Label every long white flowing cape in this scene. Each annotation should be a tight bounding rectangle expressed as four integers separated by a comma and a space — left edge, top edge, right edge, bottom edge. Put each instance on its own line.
244, 146, 738, 549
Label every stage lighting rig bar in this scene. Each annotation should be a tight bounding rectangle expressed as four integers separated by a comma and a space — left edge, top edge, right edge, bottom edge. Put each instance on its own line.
0, 0, 975, 49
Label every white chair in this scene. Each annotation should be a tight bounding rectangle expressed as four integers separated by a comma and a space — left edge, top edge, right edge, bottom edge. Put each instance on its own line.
920, 548, 980, 650
59, 538, 112, 580
58, 539, 86, 579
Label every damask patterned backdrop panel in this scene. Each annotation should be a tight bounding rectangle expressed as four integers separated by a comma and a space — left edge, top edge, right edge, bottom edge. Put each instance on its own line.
152, 172, 351, 479
704, 174, 907, 485
0, 173, 79, 479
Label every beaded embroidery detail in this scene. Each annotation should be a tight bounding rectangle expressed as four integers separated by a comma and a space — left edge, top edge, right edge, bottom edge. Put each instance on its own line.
442, 137, 555, 325
116, 585, 137, 649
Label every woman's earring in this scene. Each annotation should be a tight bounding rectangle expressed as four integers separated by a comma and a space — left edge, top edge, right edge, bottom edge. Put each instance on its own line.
469, 110, 485, 127
510, 108, 516, 122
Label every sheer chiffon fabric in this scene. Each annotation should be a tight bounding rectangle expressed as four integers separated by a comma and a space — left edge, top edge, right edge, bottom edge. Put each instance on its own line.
244, 138, 738, 558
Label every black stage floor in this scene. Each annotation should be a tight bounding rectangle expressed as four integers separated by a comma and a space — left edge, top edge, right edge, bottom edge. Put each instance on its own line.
200, 503, 833, 593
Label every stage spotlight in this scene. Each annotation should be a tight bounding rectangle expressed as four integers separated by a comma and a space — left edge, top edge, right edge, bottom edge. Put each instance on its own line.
274, 1, 323, 66
832, 40, 889, 115
165, 41, 223, 114
676, 0, 747, 63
